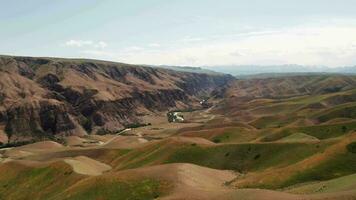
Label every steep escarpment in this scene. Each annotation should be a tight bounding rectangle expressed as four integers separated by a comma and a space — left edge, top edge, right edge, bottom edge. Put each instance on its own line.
0, 56, 233, 143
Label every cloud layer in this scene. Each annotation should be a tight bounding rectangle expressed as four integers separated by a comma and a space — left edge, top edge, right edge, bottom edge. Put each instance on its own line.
73, 20, 356, 67
65, 40, 107, 48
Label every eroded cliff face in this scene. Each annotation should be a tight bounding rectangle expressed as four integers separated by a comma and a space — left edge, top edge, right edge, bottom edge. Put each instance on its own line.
0, 56, 234, 143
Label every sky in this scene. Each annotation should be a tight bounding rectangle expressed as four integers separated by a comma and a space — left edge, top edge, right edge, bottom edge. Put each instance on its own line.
1, 0, 356, 67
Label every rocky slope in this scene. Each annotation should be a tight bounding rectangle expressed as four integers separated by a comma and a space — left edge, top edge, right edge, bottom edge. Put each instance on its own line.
0, 56, 234, 144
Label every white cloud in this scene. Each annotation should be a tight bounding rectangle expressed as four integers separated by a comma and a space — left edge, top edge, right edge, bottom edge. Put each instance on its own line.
114, 21, 356, 67
179, 36, 205, 43
95, 41, 108, 48
65, 40, 93, 47
148, 43, 161, 47
69, 19, 356, 67
124, 46, 144, 52
79, 46, 146, 62
64, 40, 108, 48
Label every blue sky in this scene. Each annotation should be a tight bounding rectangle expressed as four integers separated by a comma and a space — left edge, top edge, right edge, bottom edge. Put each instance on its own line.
1, 0, 356, 67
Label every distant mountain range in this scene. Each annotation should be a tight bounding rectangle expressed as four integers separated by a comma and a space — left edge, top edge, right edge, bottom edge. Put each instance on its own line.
201, 64, 356, 76
150, 65, 220, 74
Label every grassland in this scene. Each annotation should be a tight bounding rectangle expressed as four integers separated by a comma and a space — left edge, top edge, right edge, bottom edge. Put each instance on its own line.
164, 142, 329, 172
0, 162, 83, 200
60, 178, 163, 200
1, 74, 356, 199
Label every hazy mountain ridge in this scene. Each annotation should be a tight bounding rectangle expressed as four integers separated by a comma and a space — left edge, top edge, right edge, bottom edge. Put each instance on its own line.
150, 65, 220, 75
203, 64, 356, 76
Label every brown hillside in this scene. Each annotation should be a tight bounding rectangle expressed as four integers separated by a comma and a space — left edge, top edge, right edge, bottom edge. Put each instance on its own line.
0, 56, 233, 143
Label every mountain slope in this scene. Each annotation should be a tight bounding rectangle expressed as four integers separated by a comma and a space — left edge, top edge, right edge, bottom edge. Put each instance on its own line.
0, 56, 234, 144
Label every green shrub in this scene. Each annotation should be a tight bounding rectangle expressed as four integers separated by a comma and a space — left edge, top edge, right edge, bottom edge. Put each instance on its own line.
96, 128, 108, 135
79, 117, 92, 133
0, 140, 35, 149
213, 138, 221, 143
125, 123, 150, 129
4, 123, 12, 135
342, 126, 347, 133
347, 142, 356, 153
0, 93, 5, 104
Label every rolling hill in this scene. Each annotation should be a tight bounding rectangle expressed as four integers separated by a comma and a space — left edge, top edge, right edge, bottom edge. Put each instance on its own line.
1, 60, 356, 200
